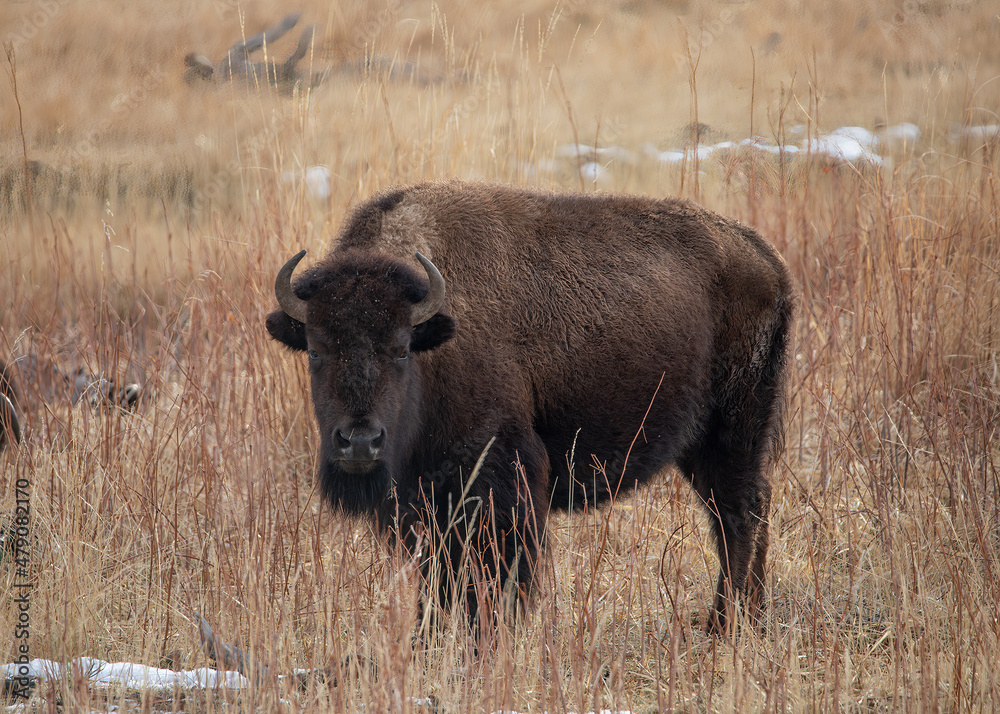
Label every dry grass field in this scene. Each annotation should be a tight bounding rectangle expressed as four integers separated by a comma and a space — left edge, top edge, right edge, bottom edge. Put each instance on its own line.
2, 0, 1000, 711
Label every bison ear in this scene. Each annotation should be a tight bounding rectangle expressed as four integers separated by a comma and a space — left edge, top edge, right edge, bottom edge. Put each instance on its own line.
266, 310, 308, 351
410, 313, 455, 353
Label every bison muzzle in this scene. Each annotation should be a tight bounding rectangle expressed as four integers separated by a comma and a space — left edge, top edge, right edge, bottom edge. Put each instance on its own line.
266, 180, 795, 636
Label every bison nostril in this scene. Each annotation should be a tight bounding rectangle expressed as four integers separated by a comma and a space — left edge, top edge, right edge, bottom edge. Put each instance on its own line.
334, 425, 385, 461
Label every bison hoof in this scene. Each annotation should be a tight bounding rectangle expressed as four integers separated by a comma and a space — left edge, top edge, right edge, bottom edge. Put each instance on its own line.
704, 609, 730, 639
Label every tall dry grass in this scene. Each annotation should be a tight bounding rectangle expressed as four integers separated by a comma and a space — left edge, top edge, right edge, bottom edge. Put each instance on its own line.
2, 0, 1000, 711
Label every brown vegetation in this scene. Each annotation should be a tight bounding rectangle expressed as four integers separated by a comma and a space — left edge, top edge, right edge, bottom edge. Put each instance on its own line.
1, 0, 999, 711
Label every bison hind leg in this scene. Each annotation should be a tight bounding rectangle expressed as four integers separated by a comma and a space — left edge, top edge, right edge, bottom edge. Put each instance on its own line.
710, 476, 771, 638
679, 363, 785, 635
745, 485, 771, 621
678, 451, 772, 638
687, 295, 791, 637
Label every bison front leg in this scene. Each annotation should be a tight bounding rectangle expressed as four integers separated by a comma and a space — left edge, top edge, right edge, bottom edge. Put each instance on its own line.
449, 428, 551, 637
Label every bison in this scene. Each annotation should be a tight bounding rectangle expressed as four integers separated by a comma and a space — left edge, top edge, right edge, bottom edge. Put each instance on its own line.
266, 180, 795, 635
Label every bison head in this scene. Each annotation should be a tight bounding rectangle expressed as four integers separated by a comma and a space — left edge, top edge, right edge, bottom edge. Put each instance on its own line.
266, 250, 455, 514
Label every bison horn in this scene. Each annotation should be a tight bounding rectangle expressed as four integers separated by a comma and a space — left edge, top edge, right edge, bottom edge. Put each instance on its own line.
275, 250, 309, 324
0, 393, 20, 450
411, 252, 446, 326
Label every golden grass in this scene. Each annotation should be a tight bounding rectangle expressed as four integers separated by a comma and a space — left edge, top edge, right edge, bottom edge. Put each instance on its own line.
2, 0, 1000, 711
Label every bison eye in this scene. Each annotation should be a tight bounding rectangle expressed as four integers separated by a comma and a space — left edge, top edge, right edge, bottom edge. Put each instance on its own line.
308, 349, 319, 361
397, 347, 410, 361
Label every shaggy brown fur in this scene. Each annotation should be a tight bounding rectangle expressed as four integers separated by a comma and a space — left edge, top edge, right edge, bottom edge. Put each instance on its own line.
267, 180, 795, 636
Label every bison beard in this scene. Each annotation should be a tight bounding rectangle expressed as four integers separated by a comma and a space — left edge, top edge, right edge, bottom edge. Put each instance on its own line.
266, 180, 795, 638
320, 459, 393, 517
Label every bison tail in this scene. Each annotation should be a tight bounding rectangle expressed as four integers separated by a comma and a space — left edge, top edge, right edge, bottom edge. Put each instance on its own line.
760, 288, 796, 474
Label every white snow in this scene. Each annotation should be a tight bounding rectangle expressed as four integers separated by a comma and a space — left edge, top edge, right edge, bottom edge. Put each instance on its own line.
877, 122, 920, 150
656, 149, 687, 164
741, 137, 799, 155
524, 123, 927, 181
632, 122, 924, 172
830, 126, 879, 147
554, 143, 597, 159
654, 141, 735, 164
947, 123, 1000, 146
304, 165, 331, 201
3, 657, 629, 713
282, 164, 331, 201
579, 161, 608, 182
802, 130, 882, 166
4, 657, 250, 693
593, 145, 637, 163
